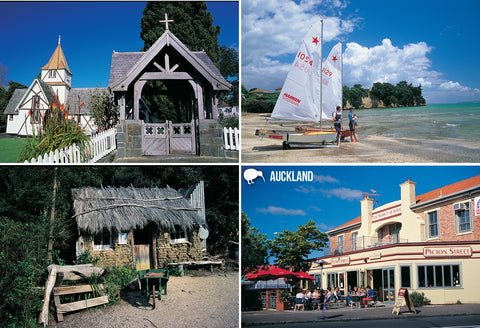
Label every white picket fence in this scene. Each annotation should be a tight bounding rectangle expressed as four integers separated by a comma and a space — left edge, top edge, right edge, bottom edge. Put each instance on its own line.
223, 127, 239, 151
24, 128, 117, 164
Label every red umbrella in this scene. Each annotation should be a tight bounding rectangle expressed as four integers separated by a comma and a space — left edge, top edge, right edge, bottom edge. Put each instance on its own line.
295, 271, 316, 280
246, 267, 298, 281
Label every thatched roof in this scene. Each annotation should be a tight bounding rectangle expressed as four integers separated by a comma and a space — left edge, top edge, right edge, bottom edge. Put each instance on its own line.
72, 186, 204, 234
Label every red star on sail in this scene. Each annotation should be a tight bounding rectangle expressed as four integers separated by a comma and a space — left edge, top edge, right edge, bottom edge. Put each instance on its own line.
332, 56, 338, 62
312, 36, 319, 45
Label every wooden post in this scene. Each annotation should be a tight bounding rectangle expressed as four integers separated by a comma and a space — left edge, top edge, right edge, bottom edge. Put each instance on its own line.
38, 265, 57, 325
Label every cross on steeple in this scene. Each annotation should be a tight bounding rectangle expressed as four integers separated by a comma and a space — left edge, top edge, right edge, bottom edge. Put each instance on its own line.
159, 13, 174, 30
58, 35, 61, 45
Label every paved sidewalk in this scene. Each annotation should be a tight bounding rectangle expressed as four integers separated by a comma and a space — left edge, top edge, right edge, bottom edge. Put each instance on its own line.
242, 303, 480, 326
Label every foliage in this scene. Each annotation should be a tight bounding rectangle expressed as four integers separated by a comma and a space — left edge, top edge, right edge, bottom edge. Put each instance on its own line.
140, 1, 220, 63
409, 291, 431, 307
50, 249, 67, 266
241, 212, 269, 273
103, 261, 137, 303
218, 46, 239, 107
89, 87, 119, 130
0, 81, 28, 133
74, 250, 100, 266
242, 99, 276, 113
268, 220, 328, 272
0, 217, 49, 327
17, 95, 89, 162
279, 290, 290, 302
369, 81, 426, 108
217, 111, 239, 128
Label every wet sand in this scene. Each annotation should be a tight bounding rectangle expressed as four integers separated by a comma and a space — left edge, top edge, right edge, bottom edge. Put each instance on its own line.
241, 113, 480, 163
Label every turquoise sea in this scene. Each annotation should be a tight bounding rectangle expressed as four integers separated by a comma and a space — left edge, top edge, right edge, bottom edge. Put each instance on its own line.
355, 102, 480, 141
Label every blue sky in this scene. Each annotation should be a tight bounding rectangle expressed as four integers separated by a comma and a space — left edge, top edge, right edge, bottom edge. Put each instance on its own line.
242, 0, 480, 104
242, 165, 480, 259
0, 1, 239, 89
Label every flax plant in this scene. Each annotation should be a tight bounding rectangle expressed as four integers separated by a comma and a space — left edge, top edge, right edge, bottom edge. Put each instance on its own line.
17, 95, 89, 162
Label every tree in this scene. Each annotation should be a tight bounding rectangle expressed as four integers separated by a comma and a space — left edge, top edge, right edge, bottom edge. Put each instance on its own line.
241, 212, 269, 273
89, 87, 119, 130
218, 46, 239, 107
140, 1, 221, 64
268, 220, 328, 272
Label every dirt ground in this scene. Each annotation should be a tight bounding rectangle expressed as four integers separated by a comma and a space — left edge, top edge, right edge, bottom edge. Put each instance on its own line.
54, 270, 239, 328
241, 112, 480, 163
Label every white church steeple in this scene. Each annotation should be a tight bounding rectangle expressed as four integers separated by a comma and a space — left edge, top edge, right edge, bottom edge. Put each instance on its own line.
40, 36, 72, 104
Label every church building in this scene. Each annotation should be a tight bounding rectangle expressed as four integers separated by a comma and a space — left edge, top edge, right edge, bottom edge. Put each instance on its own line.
3, 37, 100, 136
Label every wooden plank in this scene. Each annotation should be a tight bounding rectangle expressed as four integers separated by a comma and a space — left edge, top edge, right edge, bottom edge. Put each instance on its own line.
56, 296, 109, 313
38, 265, 57, 325
53, 284, 105, 296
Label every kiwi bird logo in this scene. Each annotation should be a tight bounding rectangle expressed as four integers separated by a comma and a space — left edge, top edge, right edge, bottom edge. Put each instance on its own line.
243, 169, 265, 185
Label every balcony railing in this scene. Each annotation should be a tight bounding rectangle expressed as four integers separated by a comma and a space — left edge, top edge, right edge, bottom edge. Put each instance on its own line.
332, 235, 408, 255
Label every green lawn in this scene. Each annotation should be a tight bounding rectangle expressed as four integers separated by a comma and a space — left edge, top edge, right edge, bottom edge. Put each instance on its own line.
0, 137, 26, 163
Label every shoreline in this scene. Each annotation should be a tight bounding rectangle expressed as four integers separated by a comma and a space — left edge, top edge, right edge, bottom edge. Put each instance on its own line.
241, 113, 480, 163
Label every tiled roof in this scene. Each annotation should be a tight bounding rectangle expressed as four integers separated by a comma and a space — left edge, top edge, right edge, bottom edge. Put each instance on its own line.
41, 44, 72, 74
3, 89, 27, 115
327, 216, 361, 234
67, 88, 107, 115
415, 175, 480, 204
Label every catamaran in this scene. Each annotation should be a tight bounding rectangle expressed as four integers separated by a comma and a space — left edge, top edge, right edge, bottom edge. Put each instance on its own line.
255, 20, 350, 149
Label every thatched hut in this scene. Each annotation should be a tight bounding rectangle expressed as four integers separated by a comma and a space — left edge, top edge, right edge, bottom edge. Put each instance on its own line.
72, 184, 206, 270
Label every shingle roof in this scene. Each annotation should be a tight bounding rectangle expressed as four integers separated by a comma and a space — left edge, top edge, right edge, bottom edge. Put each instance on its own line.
108, 52, 144, 87
3, 89, 27, 115
67, 88, 107, 115
41, 43, 72, 74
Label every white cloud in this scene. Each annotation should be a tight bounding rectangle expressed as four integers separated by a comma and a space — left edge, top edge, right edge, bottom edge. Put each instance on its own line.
343, 39, 439, 88
313, 174, 339, 184
257, 206, 307, 216
439, 81, 471, 92
294, 185, 363, 201
242, 0, 358, 91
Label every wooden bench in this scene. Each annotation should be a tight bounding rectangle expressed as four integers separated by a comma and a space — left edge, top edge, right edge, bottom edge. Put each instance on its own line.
167, 260, 223, 276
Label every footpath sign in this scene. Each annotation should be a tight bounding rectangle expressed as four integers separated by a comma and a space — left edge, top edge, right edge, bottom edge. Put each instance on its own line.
392, 288, 417, 315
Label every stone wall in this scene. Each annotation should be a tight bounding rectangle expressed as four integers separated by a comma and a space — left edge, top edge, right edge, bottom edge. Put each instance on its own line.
156, 229, 203, 267
117, 120, 142, 158
198, 120, 225, 157
82, 232, 134, 268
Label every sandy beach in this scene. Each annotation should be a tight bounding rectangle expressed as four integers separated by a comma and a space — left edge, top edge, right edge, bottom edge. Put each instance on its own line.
241, 113, 480, 163
56, 271, 239, 328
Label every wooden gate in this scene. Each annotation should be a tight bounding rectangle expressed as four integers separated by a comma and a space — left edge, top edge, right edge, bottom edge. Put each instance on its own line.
142, 120, 196, 155
133, 245, 151, 271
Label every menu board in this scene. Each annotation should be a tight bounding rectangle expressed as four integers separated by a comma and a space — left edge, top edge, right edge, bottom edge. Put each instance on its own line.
392, 288, 416, 315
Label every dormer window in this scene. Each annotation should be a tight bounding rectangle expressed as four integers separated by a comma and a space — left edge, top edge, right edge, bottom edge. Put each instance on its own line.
48, 70, 56, 78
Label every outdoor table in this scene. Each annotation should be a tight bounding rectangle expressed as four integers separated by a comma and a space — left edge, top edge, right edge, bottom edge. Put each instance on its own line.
350, 295, 362, 308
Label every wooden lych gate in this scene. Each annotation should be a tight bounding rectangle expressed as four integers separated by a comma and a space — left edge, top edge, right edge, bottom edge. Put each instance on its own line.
142, 120, 196, 155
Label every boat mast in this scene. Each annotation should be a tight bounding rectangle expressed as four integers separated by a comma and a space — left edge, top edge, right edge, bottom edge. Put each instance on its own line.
319, 19, 323, 130
341, 41, 343, 124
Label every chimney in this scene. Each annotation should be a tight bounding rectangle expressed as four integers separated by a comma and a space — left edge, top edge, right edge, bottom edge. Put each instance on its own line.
360, 195, 373, 236
400, 179, 416, 205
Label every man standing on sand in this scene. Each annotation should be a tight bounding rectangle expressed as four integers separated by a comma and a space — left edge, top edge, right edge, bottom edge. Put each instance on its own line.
332, 105, 342, 143
348, 107, 359, 142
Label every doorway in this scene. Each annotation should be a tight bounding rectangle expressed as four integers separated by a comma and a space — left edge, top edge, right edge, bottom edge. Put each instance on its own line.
133, 227, 152, 271
382, 268, 395, 303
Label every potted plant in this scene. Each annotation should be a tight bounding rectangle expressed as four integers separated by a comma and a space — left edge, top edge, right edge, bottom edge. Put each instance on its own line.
276, 290, 290, 311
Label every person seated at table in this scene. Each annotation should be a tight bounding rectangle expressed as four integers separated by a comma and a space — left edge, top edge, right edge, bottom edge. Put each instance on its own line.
306, 289, 313, 300
294, 290, 306, 310
312, 288, 320, 299
362, 286, 375, 308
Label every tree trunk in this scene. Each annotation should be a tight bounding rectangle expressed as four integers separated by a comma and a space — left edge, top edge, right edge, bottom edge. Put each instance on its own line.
47, 167, 58, 262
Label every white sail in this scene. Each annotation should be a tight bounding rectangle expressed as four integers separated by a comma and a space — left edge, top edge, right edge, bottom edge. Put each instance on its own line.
322, 42, 343, 121
271, 20, 323, 122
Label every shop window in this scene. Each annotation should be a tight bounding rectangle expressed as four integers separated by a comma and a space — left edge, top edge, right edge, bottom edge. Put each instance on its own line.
400, 266, 411, 288
93, 230, 112, 250
454, 202, 472, 234
426, 211, 439, 238
170, 226, 187, 243
418, 264, 461, 288
327, 273, 338, 289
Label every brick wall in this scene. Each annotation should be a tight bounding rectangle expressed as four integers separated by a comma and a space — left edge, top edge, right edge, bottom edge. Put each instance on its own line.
83, 232, 134, 268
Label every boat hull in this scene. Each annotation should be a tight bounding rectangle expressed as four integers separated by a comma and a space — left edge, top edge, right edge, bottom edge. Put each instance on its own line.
255, 128, 351, 148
